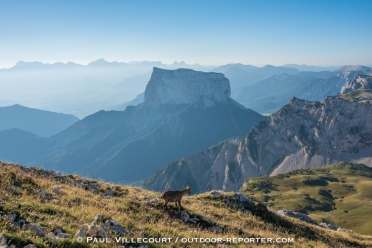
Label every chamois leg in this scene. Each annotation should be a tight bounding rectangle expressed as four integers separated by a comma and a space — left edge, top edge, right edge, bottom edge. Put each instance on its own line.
178, 201, 182, 210
163, 200, 168, 209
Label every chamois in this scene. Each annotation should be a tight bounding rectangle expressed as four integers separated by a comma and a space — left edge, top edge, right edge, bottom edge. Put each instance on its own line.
161, 183, 191, 210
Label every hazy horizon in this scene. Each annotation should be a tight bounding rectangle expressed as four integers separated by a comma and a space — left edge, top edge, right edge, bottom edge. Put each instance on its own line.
1, 1, 372, 68
0, 59, 356, 70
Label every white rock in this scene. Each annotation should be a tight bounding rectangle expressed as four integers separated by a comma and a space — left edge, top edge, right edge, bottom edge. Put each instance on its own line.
52, 186, 62, 194
98, 225, 108, 238
37, 189, 46, 199
94, 214, 103, 222
104, 220, 111, 228
0, 234, 7, 246
74, 228, 87, 238
234, 192, 253, 204
88, 221, 97, 235
210, 190, 218, 196
181, 211, 189, 222
57, 233, 71, 239
341, 74, 372, 94
319, 222, 336, 230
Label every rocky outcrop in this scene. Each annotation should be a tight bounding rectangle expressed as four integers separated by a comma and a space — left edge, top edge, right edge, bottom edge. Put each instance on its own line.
144, 90, 372, 192
144, 68, 230, 105
333, 65, 372, 84
240, 95, 372, 179
143, 137, 242, 193
340, 74, 372, 94
277, 210, 316, 224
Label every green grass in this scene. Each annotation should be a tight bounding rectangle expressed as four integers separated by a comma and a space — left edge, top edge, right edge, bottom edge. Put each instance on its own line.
241, 162, 372, 235
338, 89, 372, 102
1, 161, 372, 247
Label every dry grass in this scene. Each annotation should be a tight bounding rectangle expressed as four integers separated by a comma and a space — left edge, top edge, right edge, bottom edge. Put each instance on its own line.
1, 161, 372, 247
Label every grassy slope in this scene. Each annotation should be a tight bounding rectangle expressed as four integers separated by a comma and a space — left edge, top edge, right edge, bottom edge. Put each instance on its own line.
241, 162, 372, 236
1, 161, 372, 248
338, 89, 372, 103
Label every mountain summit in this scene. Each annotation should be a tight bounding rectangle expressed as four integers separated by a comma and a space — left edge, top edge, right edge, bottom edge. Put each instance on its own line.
143, 68, 231, 105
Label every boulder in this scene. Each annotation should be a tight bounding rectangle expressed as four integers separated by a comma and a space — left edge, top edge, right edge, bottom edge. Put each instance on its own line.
94, 214, 103, 222
74, 228, 87, 238
98, 225, 108, 238
210, 190, 218, 196
0, 234, 7, 248
234, 192, 253, 204
104, 219, 126, 235
319, 222, 336, 230
23, 245, 37, 248
52, 185, 62, 194
88, 221, 97, 235
5, 214, 17, 223
23, 224, 45, 237
181, 211, 189, 222
37, 189, 46, 199
277, 210, 316, 224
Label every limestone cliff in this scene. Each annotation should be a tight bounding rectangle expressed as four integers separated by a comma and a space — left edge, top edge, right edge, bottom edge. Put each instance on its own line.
340, 74, 372, 94
143, 67, 231, 105
144, 88, 372, 192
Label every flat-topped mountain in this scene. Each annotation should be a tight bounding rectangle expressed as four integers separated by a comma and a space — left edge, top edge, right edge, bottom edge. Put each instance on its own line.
144, 68, 230, 105
0, 68, 264, 183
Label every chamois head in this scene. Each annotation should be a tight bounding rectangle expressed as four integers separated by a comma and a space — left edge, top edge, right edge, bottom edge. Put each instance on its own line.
184, 183, 191, 195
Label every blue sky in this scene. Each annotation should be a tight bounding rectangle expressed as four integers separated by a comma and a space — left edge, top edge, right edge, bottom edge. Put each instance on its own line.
1, 0, 372, 68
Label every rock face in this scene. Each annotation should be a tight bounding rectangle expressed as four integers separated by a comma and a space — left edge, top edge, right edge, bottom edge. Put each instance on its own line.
144, 89, 372, 192
0, 68, 264, 184
334, 65, 372, 83
144, 68, 231, 105
143, 137, 242, 193
341, 74, 372, 94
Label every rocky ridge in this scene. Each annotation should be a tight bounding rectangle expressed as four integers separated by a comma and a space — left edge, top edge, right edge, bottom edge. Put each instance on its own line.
340, 74, 372, 94
144, 78, 372, 192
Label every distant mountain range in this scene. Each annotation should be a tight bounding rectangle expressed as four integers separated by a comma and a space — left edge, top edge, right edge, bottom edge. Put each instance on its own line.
212, 64, 300, 94
2, 60, 359, 118
0, 104, 78, 137
0, 60, 215, 118
0, 68, 264, 184
281, 64, 340, 72
234, 65, 372, 113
